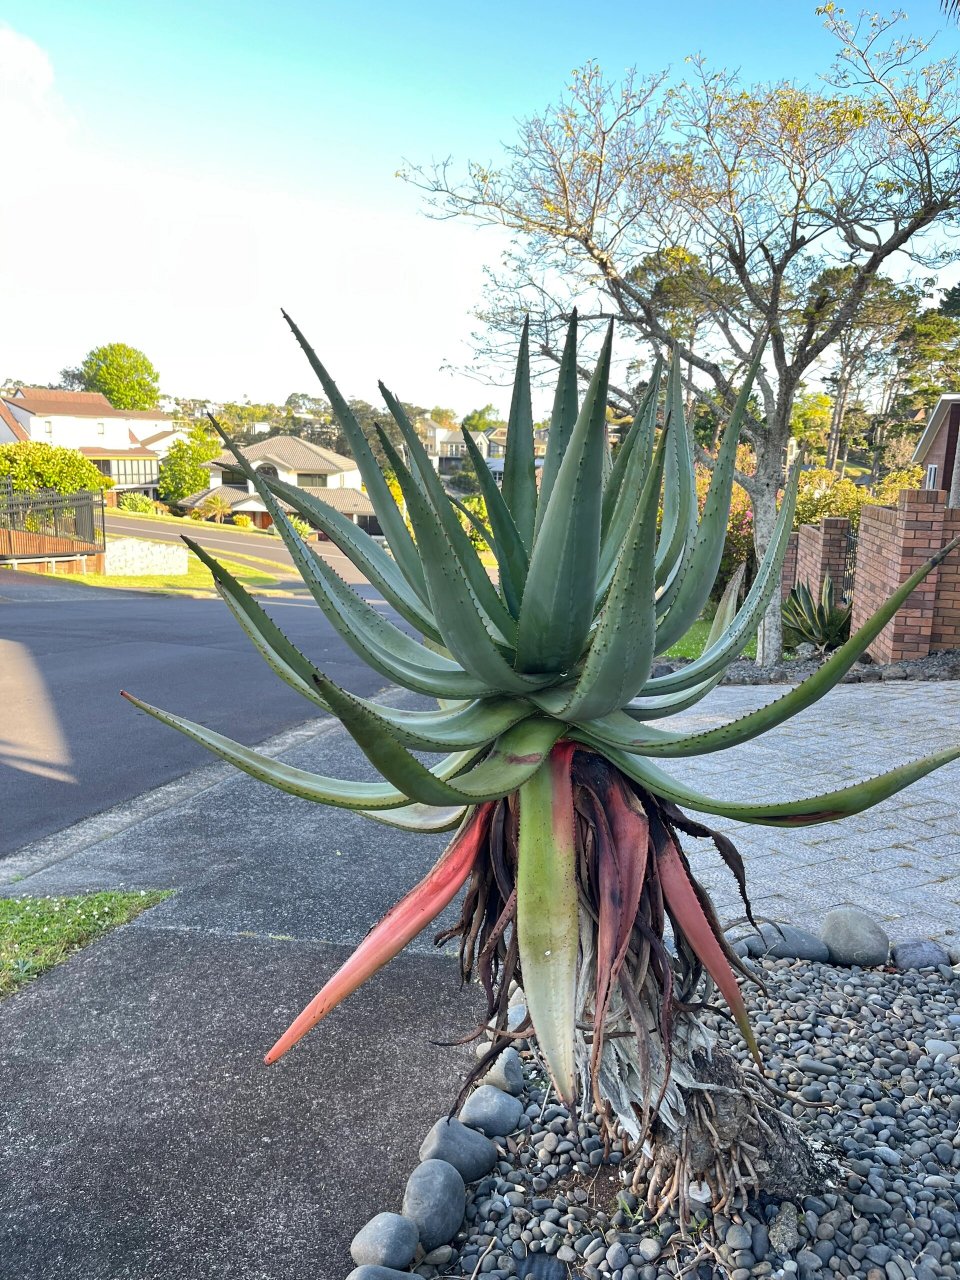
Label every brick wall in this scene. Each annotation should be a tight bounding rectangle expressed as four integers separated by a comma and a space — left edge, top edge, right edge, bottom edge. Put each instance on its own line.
781, 531, 799, 601
851, 488, 960, 663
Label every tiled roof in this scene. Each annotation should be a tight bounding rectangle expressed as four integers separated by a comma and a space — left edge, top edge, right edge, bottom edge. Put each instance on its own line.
179, 485, 250, 509
0, 401, 29, 441
4, 388, 171, 422
210, 436, 356, 473
78, 445, 158, 459
302, 486, 375, 516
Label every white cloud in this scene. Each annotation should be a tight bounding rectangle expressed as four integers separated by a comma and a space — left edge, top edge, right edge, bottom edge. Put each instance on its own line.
0, 26, 512, 415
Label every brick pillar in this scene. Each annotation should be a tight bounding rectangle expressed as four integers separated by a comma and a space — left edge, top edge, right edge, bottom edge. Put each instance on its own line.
794, 517, 851, 599
930, 506, 960, 652
781, 531, 799, 601
851, 489, 949, 663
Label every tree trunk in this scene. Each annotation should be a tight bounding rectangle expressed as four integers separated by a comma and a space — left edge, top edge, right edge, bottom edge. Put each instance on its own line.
751, 442, 785, 668
826, 380, 849, 471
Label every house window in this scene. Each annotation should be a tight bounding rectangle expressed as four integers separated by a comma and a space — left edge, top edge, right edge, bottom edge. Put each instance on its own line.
926, 464, 939, 490
97, 421, 105, 436
112, 458, 160, 486
44, 420, 53, 435
297, 473, 329, 487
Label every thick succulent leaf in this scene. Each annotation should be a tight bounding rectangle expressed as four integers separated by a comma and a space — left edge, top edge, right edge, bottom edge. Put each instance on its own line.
265, 805, 493, 1063
358, 802, 467, 832
653, 356, 760, 652
449, 494, 495, 551
182, 538, 330, 712
640, 457, 801, 695
621, 536, 960, 756
596, 373, 661, 596
378, 382, 518, 641
375, 429, 554, 695
280, 311, 427, 601
459, 425, 528, 616
583, 738, 960, 827
535, 311, 580, 538
516, 323, 613, 674
516, 741, 578, 1104
208, 416, 483, 697
552, 431, 667, 721
654, 357, 697, 590
308, 668, 531, 803
501, 317, 537, 552
655, 824, 760, 1063
259, 474, 443, 643
120, 691, 422, 810
585, 568, 746, 745
600, 360, 661, 544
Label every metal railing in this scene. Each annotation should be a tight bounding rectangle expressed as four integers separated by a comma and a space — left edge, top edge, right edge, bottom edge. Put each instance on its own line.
0, 482, 106, 562
842, 524, 859, 602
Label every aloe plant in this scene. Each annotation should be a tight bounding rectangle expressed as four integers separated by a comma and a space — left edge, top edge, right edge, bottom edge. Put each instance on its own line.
123, 314, 959, 1210
783, 573, 852, 653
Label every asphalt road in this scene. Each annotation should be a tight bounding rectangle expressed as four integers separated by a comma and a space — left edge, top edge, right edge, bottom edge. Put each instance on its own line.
0, 570, 398, 857
105, 512, 367, 583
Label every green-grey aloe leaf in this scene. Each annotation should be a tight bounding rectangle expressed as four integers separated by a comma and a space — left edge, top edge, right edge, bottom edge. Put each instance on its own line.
515, 322, 613, 674
280, 311, 428, 601
597, 374, 661, 596
580, 739, 960, 827
552, 431, 667, 721
636, 455, 801, 697
458, 426, 528, 617
653, 356, 760, 651
501, 317, 537, 552
375, 428, 554, 695
622, 534, 960, 757
359, 802, 468, 832
535, 312, 580, 538
654, 356, 697, 589
378, 381, 518, 642
258, 474, 444, 643
600, 361, 661, 545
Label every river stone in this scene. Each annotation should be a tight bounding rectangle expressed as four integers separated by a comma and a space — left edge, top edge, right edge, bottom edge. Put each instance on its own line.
769, 1202, 801, 1254
459, 1084, 523, 1137
402, 1159, 465, 1252
924, 1037, 958, 1057
746, 922, 829, 962
484, 1046, 525, 1095
419, 1117, 498, 1182
346, 1268, 418, 1280
891, 939, 950, 969
350, 1213, 419, 1268
820, 909, 889, 967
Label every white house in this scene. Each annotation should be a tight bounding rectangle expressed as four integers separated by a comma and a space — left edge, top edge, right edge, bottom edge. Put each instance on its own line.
179, 435, 377, 531
0, 387, 170, 495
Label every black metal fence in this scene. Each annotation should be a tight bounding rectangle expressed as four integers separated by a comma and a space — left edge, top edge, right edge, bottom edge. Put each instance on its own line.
842, 524, 859, 602
0, 483, 106, 562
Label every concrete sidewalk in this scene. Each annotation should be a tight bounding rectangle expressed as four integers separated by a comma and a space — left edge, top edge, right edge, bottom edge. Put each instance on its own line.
1, 681, 958, 1279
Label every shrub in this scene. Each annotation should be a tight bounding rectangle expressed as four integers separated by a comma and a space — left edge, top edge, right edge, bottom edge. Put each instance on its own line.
870, 465, 923, 508
117, 492, 155, 514
232, 513, 253, 528
0, 441, 111, 494
288, 514, 313, 539
187, 507, 206, 521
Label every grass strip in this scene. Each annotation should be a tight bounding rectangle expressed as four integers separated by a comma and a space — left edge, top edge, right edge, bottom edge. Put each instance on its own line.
0, 890, 171, 998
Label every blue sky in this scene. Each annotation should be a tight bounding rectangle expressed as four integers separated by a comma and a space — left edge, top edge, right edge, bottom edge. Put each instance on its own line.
0, 1, 956, 412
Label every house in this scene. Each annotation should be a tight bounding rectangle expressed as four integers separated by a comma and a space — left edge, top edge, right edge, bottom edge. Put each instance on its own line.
913, 394, 960, 495
179, 435, 379, 533
415, 417, 546, 480
138, 424, 193, 459
0, 387, 170, 496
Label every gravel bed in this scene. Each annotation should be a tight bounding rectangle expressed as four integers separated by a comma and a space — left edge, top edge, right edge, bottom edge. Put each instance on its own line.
435, 958, 960, 1280
655, 647, 960, 686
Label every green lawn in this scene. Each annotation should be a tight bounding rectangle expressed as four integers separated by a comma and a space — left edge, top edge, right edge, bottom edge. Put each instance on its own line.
665, 618, 757, 661
73, 554, 280, 595
0, 891, 171, 998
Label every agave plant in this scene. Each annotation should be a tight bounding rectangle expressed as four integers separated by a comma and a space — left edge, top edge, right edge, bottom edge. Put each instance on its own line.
782, 573, 852, 654
123, 313, 959, 1210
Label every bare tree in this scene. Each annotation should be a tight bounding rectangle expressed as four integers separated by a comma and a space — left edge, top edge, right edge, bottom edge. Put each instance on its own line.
406, 8, 960, 662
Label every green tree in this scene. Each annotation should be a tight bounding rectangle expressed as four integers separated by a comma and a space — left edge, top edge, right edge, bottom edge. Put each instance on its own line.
198, 491, 235, 524
789, 391, 833, 456
411, 8, 960, 663
939, 283, 960, 316
890, 311, 960, 414
157, 425, 221, 503
62, 343, 161, 411
0, 441, 111, 493
462, 404, 506, 434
